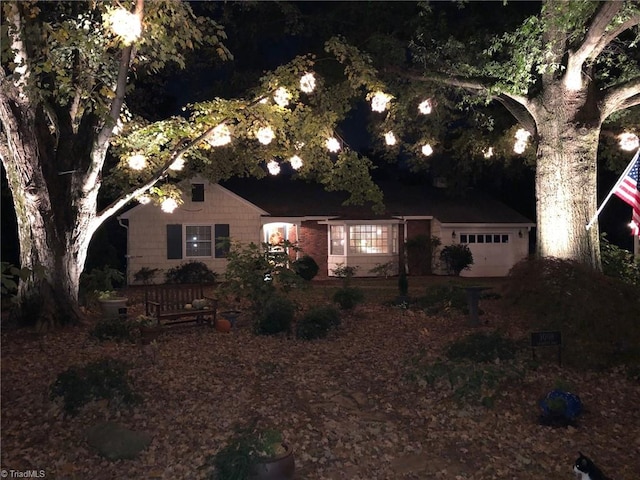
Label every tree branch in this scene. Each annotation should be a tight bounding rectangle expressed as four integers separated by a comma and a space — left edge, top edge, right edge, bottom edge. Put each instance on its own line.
601, 78, 640, 120
570, 1, 624, 67
384, 66, 536, 134
5, 2, 30, 104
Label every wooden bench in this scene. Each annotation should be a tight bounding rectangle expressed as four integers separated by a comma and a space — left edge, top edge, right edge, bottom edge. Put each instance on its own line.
144, 284, 217, 327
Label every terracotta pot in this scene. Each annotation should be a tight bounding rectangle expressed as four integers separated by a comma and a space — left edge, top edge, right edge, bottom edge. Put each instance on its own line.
249, 443, 295, 480
215, 318, 231, 333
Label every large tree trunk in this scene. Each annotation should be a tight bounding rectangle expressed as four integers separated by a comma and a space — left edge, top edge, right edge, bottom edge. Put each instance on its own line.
1, 99, 103, 329
533, 85, 602, 269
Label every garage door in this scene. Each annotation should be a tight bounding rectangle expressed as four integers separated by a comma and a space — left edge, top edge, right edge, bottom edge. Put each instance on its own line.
458, 233, 514, 277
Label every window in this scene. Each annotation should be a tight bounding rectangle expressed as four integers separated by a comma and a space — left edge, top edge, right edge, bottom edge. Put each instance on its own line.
191, 183, 204, 202
460, 233, 509, 244
349, 225, 391, 254
330, 225, 345, 255
186, 225, 211, 257
214, 224, 230, 258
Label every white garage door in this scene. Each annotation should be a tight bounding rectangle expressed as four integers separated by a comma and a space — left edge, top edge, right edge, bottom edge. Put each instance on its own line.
458, 233, 514, 277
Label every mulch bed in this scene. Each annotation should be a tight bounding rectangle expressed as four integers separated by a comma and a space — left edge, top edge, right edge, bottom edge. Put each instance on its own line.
1, 287, 639, 479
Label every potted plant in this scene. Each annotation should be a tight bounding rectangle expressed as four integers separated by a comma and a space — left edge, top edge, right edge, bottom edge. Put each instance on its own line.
135, 315, 160, 344
96, 290, 128, 319
210, 426, 294, 480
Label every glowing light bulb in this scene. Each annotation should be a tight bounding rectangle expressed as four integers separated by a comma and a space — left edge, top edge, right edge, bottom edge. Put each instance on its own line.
618, 132, 639, 151
273, 87, 291, 107
169, 156, 185, 171
326, 137, 341, 152
300, 73, 316, 93
418, 99, 433, 115
294, 141, 305, 150
483, 147, 494, 159
161, 198, 178, 213
259, 97, 269, 104
421, 144, 433, 156
127, 154, 146, 170
256, 126, 275, 145
267, 160, 281, 175
513, 128, 531, 154
108, 8, 141, 44
289, 155, 303, 170
207, 124, 232, 147
370, 91, 392, 112
137, 195, 151, 204
384, 131, 397, 146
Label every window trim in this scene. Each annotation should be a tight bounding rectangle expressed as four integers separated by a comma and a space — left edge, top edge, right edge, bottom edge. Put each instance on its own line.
185, 224, 213, 258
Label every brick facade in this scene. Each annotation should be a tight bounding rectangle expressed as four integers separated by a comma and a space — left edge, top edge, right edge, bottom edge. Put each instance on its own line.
299, 221, 328, 278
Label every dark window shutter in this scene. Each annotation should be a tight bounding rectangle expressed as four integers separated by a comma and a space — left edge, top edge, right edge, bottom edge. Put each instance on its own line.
214, 224, 230, 258
167, 224, 183, 259
191, 184, 205, 202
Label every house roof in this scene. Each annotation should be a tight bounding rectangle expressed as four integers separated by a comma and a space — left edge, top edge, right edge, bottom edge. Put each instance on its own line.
220, 176, 535, 225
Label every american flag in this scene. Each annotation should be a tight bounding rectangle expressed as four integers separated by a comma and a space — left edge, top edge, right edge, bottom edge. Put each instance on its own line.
614, 150, 640, 237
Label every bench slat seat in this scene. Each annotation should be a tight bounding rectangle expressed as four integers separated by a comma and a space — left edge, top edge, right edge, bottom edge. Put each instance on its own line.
144, 284, 217, 327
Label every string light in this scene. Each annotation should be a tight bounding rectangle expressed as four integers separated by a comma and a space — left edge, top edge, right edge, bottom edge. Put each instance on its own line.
273, 87, 291, 107
421, 143, 433, 156
169, 156, 185, 171
127, 154, 146, 170
161, 198, 178, 213
137, 195, 151, 204
107, 8, 141, 44
207, 124, 232, 147
267, 160, 281, 175
618, 132, 639, 151
384, 131, 397, 146
418, 99, 433, 115
300, 73, 316, 93
256, 126, 275, 145
370, 91, 392, 112
483, 147, 494, 159
326, 137, 341, 152
289, 155, 303, 170
513, 128, 531, 154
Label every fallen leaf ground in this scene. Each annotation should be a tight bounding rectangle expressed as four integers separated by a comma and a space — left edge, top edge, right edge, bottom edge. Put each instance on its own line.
1, 277, 639, 479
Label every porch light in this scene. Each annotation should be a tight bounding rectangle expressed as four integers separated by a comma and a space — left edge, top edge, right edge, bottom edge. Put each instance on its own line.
207, 124, 232, 147
127, 153, 146, 170
421, 143, 433, 156
108, 8, 142, 45
288, 155, 303, 170
384, 131, 397, 146
370, 91, 392, 112
451, 231, 456, 240
256, 126, 275, 145
273, 87, 291, 107
618, 132, 639, 151
518, 230, 523, 238
300, 73, 316, 93
418, 99, 433, 115
326, 137, 341, 152
161, 198, 178, 213
267, 160, 281, 175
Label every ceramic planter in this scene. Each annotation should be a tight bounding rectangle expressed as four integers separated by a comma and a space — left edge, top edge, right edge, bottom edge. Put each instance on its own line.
249, 442, 295, 480
98, 297, 128, 319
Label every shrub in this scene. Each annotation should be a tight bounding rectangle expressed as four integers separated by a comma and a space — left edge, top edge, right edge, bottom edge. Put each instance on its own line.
445, 332, 519, 363
296, 305, 341, 340
440, 244, 473, 275
50, 357, 140, 414
255, 295, 295, 335
133, 267, 161, 284
165, 261, 217, 284
600, 234, 640, 286
292, 255, 319, 281
90, 317, 136, 342
504, 257, 640, 368
332, 286, 364, 310
415, 283, 467, 315
369, 261, 394, 278
331, 263, 358, 286
79, 265, 125, 305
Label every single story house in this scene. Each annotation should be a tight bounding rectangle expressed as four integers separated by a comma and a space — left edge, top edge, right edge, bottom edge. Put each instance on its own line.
118, 176, 535, 284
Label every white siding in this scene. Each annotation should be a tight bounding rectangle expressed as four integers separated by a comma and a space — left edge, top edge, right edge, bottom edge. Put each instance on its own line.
122, 183, 263, 284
